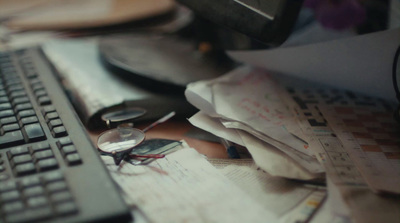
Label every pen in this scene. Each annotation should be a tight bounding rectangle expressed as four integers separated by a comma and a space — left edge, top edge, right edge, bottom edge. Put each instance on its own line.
220, 138, 240, 159
142, 111, 176, 132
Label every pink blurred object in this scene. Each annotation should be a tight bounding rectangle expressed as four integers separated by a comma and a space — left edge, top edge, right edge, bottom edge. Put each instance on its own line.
304, 0, 366, 30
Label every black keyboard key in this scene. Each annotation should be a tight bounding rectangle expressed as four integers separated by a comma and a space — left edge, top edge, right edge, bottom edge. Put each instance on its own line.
34, 150, 54, 160
0, 173, 9, 180
65, 153, 82, 166
0, 189, 21, 202
47, 181, 68, 193
52, 126, 67, 137
45, 112, 59, 122
30, 142, 51, 153
20, 116, 39, 126
0, 181, 18, 192
48, 119, 63, 130
8, 146, 29, 157
0, 130, 24, 148
55, 201, 78, 216
37, 158, 58, 172
61, 145, 77, 156
11, 154, 33, 166
22, 123, 46, 142
23, 186, 45, 197
50, 191, 73, 204
5, 206, 53, 223
12, 96, 29, 105
1, 123, 20, 134
2, 200, 24, 214
0, 109, 14, 118
15, 103, 32, 112
17, 109, 35, 119
26, 195, 48, 208
38, 96, 51, 105
14, 162, 36, 176
0, 116, 17, 125
0, 96, 8, 103
0, 102, 12, 110
20, 177, 41, 188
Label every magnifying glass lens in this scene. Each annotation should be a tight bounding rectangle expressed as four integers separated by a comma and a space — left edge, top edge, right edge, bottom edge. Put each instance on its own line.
97, 128, 145, 153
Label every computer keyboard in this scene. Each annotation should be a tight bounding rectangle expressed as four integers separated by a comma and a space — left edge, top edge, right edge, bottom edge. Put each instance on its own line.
0, 48, 132, 223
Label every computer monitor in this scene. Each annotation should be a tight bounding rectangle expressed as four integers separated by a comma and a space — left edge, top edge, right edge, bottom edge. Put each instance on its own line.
176, 0, 396, 49
176, 0, 304, 48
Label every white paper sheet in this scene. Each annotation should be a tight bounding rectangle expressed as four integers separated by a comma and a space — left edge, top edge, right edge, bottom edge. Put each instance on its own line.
188, 112, 323, 179
185, 66, 314, 157
228, 28, 400, 102
103, 144, 278, 223
207, 158, 323, 219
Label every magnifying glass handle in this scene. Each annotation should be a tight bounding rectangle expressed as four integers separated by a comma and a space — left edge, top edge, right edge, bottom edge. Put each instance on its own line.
129, 154, 165, 159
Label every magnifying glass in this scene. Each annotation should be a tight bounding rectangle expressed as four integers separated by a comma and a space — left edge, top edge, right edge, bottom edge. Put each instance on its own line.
97, 111, 176, 165
97, 124, 146, 165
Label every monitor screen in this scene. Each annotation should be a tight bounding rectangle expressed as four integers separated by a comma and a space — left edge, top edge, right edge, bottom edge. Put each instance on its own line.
177, 0, 398, 49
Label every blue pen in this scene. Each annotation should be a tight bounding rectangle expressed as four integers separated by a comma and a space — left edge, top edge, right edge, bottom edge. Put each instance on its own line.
220, 138, 240, 159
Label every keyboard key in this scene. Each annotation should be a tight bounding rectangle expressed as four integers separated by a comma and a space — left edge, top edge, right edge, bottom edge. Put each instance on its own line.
27, 195, 48, 208
0, 189, 21, 202
14, 162, 36, 176
34, 150, 54, 160
15, 103, 32, 112
1, 200, 24, 214
42, 171, 64, 183
48, 119, 63, 129
38, 96, 51, 105
8, 146, 30, 157
65, 153, 82, 166
0, 102, 12, 110
17, 109, 35, 119
0, 131, 24, 148
45, 112, 59, 122
1, 123, 20, 133
5, 206, 53, 223
50, 191, 73, 204
0, 116, 17, 125
0, 173, 10, 181
52, 126, 68, 137
30, 142, 50, 153
0, 96, 8, 103
20, 177, 41, 188
12, 96, 29, 105
9, 91, 26, 99
47, 181, 68, 193
0, 181, 18, 192
0, 109, 14, 118
41, 105, 56, 116
22, 123, 46, 142
20, 116, 39, 126
37, 158, 58, 172
11, 154, 33, 166
61, 145, 77, 156
56, 137, 73, 148
23, 185, 45, 197
55, 201, 78, 216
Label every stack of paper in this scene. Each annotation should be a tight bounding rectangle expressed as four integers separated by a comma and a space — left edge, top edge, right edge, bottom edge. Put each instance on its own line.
185, 66, 325, 180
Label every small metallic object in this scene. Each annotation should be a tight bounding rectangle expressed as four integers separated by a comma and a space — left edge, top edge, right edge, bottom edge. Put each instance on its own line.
101, 107, 146, 128
97, 111, 177, 165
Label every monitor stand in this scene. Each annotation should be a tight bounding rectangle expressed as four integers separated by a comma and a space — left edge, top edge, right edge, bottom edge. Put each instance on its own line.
98, 29, 237, 94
